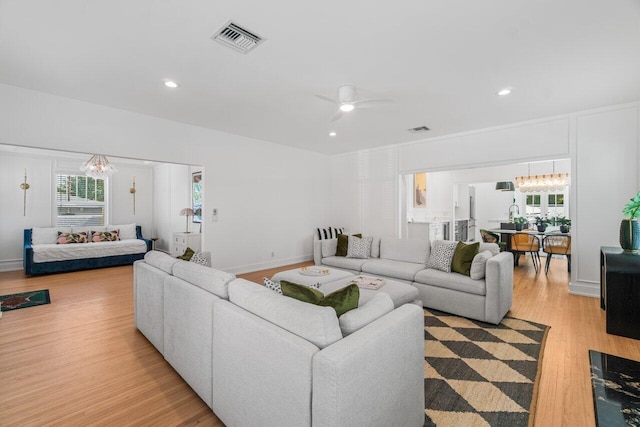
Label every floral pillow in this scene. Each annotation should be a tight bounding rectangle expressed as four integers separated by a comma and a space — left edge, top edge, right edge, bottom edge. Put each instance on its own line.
57, 232, 88, 244
91, 230, 120, 242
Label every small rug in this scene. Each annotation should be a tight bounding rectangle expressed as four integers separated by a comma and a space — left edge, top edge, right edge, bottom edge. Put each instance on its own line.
0, 289, 51, 311
423, 309, 549, 427
589, 350, 640, 426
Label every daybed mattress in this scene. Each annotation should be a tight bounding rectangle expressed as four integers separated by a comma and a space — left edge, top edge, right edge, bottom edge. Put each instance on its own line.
32, 239, 147, 263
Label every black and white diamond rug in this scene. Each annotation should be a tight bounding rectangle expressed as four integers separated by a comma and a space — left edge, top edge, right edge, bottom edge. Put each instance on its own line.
423, 309, 549, 427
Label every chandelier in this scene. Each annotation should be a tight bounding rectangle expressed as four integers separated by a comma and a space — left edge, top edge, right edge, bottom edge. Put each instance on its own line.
515, 162, 569, 193
80, 154, 117, 179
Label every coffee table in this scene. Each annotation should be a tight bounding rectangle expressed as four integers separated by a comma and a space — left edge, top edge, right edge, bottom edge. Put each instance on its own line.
271, 266, 355, 287
319, 276, 420, 308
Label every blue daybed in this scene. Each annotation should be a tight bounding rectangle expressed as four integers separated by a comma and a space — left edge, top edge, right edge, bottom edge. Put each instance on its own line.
24, 225, 152, 276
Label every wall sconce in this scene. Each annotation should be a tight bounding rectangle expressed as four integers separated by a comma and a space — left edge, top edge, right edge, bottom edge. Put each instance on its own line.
129, 176, 136, 215
19, 168, 30, 216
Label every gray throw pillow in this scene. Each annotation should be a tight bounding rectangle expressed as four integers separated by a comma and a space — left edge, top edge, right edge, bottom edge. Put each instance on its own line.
347, 236, 373, 259
189, 251, 209, 266
470, 250, 493, 280
426, 240, 458, 273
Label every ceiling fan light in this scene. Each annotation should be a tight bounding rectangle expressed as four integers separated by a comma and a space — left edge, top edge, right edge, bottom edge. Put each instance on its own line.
339, 103, 354, 112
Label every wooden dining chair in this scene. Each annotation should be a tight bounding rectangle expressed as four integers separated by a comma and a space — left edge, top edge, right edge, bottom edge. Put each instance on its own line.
480, 229, 507, 251
510, 233, 541, 273
542, 234, 571, 274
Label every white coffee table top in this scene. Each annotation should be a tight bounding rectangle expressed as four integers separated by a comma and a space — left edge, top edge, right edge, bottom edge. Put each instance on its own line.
272, 267, 354, 286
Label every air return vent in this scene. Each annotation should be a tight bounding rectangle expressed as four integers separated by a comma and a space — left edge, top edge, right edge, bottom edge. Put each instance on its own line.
408, 126, 430, 133
211, 21, 264, 54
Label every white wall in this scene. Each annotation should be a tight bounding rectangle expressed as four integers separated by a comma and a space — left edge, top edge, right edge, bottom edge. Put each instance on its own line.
0, 150, 154, 271
152, 163, 194, 252
0, 83, 332, 274
331, 103, 639, 297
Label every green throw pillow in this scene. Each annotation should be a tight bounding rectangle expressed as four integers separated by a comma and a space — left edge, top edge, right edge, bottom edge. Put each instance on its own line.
451, 241, 480, 276
281, 281, 359, 317
177, 247, 195, 261
336, 233, 362, 257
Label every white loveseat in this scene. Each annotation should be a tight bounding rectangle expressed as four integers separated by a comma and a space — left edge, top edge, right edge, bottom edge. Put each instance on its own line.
314, 236, 514, 324
134, 251, 425, 427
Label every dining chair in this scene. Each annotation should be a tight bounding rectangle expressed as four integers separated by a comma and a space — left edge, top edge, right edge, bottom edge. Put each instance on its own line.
510, 233, 541, 273
480, 229, 507, 252
542, 234, 571, 274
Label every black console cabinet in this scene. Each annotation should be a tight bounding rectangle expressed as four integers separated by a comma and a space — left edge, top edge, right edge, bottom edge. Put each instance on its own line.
600, 246, 640, 340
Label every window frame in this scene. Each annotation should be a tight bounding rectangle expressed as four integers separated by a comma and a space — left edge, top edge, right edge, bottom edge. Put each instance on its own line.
54, 170, 110, 227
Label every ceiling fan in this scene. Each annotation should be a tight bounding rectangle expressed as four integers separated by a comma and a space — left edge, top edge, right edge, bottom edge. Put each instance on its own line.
314, 85, 393, 122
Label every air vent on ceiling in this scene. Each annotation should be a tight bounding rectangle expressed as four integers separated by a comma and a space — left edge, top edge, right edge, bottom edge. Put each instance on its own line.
408, 126, 430, 133
211, 21, 264, 54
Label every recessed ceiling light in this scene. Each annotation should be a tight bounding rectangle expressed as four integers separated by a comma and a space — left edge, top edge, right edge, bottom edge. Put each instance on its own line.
339, 103, 354, 112
329, 132, 337, 137
164, 80, 179, 88
497, 88, 512, 96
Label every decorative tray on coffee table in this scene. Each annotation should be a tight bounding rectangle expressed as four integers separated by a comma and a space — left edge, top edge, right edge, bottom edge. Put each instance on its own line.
299, 266, 331, 276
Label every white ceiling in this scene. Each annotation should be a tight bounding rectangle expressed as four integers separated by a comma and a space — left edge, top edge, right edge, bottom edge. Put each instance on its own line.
1, 0, 638, 155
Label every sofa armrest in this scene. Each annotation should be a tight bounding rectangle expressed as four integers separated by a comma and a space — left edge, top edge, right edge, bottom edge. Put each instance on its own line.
23, 229, 33, 275
136, 225, 152, 251
312, 304, 425, 427
313, 239, 322, 265
484, 251, 514, 324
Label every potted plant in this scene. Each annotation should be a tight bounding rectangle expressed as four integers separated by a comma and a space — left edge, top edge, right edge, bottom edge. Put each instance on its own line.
534, 216, 549, 232
558, 216, 571, 233
513, 216, 528, 231
621, 191, 640, 252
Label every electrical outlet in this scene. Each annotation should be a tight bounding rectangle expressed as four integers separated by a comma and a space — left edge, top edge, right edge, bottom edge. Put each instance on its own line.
271, 251, 275, 257
212, 208, 219, 222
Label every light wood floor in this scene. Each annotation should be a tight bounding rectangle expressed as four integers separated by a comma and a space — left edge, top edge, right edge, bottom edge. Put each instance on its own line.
0, 258, 638, 426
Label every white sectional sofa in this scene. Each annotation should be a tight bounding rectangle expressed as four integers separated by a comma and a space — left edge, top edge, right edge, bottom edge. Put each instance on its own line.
314, 236, 514, 324
134, 251, 425, 427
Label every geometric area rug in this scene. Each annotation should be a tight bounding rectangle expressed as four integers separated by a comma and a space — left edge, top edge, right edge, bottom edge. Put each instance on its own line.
423, 309, 550, 427
0, 289, 51, 311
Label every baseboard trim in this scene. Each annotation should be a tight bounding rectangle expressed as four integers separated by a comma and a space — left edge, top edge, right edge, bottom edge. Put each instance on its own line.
224, 254, 313, 275
569, 280, 599, 298
0, 259, 23, 272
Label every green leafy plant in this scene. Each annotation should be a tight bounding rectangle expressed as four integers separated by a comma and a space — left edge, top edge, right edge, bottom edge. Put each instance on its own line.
534, 216, 550, 226
514, 217, 528, 225
623, 191, 640, 219
557, 216, 571, 226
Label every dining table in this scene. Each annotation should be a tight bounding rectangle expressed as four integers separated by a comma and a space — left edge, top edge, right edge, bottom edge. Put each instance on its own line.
487, 228, 571, 266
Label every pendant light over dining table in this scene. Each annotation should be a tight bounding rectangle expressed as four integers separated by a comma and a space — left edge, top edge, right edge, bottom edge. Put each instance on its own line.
80, 154, 117, 179
515, 162, 569, 192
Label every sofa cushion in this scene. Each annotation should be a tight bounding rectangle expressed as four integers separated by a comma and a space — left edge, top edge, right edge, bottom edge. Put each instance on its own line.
317, 227, 344, 240
479, 242, 500, 256
281, 281, 359, 317
371, 237, 381, 258
112, 223, 137, 240
470, 250, 493, 280
57, 231, 89, 244
144, 250, 180, 274
451, 242, 480, 276
380, 238, 430, 264
322, 239, 338, 258
189, 251, 209, 266
426, 240, 458, 273
347, 236, 373, 259
229, 279, 342, 349
336, 233, 361, 257
338, 292, 394, 336
361, 259, 426, 282
32, 227, 71, 245
414, 268, 486, 296
172, 261, 235, 299
92, 230, 120, 242
322, 256, 369, 271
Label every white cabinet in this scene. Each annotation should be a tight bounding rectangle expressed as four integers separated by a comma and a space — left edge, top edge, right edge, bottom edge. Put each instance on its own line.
171, 232, 201, 256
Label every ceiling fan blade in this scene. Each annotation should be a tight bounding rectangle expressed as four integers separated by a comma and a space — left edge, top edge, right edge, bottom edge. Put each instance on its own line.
352, 98, 394, 107
330, 110, 344, 122
314, 94, 338, 104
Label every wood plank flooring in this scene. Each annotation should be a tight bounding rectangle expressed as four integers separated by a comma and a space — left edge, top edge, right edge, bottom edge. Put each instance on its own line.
0, 257, 638, 426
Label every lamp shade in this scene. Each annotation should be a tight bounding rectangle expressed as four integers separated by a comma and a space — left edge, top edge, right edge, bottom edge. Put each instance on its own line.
179, 208, 195, 216
495, 181, 515, 191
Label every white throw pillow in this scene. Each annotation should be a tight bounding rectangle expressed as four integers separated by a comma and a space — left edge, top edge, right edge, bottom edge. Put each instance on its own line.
189, 251, 210, 266
32, 227, 71, 245
115, 223, 137, 240
321, 238, 338, 257
347, 236, 373, 259
426, 240, 458, 273
470, 250, 493, 280
263, 277, 319, 294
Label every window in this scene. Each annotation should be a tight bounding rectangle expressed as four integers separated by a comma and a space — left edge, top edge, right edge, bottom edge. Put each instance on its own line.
525, 194, 541, 216
548, 193, 565, 217
56, 174, 106, 227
